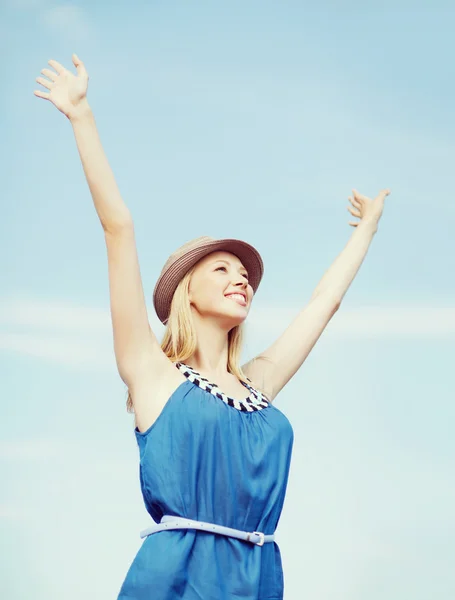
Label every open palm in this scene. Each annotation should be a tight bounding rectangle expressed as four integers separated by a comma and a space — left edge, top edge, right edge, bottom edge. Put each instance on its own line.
34, 54, 89, 120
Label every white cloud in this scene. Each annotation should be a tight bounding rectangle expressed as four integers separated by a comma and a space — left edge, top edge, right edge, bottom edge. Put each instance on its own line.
0, 438, 60, 461
0, 504, 29, 520
0, 297, 111, 333
1, 297, 455, 369
40, 4, 94, 40
248, 304, 455, 338
0, 331, 114, 370
3, 296, 455, 336
4, 0, 47, 9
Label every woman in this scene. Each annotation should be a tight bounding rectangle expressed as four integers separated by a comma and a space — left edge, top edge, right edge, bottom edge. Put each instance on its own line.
34, 54, 390, 599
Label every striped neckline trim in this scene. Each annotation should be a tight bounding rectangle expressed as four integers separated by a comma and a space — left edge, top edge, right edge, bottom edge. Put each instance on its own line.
175, 362, 270, 412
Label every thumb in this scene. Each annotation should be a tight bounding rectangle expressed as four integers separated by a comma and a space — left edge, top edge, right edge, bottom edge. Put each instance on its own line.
374, 188, 390, 206
72, 53, 88, 77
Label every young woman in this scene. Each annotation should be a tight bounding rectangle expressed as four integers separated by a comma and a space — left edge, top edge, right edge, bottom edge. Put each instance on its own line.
34, 54, 390, 600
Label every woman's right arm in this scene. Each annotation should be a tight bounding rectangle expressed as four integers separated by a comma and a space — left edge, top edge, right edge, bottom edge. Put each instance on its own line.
70, 105, 166, 383
70, 102, 132, 233
34, 55, 167, 386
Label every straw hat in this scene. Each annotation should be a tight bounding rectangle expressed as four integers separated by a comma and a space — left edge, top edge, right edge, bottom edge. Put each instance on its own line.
153, 236, 264, 324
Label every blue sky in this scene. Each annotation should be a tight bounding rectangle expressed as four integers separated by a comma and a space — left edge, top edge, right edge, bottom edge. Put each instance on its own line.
2, 0, 454, 598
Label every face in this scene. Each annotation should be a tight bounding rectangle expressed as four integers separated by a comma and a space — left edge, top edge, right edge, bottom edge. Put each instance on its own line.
188, 251, 253, 329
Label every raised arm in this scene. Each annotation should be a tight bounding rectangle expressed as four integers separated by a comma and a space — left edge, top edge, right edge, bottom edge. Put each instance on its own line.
33, 54, 168, 387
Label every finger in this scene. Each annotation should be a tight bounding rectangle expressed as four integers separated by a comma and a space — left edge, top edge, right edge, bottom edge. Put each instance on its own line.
48, 59, 65, 74
348, 195, 361, 208
41, 68, 57, 82
377, 188, 391, 199
352, 189, 370, 202
36, 76, 53, 90
72, 53, 88, 78
33, 90, 50, 99
348, 221, 358, 227
347, 206, 361, 217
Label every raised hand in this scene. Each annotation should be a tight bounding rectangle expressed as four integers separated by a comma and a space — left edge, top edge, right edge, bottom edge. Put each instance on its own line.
33, 54, 89, 120
347, 188, 391, 228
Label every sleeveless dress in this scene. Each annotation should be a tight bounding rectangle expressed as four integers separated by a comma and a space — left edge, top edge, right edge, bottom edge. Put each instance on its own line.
117, 362, 294, 600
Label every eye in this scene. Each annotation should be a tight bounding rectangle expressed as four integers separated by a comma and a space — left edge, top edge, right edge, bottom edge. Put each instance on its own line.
216, 266, 249, 280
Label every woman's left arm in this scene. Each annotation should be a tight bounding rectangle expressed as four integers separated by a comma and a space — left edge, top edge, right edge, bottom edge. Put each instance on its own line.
311, 188, 391, 303
241, 188, 391, 401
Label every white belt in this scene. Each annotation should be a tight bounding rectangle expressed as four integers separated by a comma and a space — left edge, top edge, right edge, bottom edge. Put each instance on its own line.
140, 515, 275, 546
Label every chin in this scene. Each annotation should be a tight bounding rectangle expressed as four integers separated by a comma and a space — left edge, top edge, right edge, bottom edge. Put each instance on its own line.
218, 309, 248, 330
226, 310, 248, 328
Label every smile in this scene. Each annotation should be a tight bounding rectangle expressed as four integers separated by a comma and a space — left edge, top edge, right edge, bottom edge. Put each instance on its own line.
225, 294, 247, 306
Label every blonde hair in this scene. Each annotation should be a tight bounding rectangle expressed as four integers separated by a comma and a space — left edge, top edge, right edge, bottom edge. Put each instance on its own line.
126, 263, 255, 414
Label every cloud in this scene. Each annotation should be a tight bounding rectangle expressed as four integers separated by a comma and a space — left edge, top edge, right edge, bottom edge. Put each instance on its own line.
40, 4, 94, 40
248, 304, 455, 339
0, 504, 29, 520
0, 331, 114, 370
3, 296, 455, 336
0, 438, 60, 461
0, 297, 111, 333
3, 2, 95, 45
5, 0, 47, 9
1, 296, 455, 370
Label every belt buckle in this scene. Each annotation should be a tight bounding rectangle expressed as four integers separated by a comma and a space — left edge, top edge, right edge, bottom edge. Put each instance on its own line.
252, 531, 265, 546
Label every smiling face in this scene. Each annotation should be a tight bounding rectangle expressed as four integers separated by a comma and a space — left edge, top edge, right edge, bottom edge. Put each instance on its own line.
188, 250, 253, 329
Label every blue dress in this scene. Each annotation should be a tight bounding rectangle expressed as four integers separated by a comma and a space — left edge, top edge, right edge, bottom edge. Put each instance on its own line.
117, 362, 294, 600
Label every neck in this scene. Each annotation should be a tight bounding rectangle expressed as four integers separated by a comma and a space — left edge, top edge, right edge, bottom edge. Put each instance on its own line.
185, 314, 233, 378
